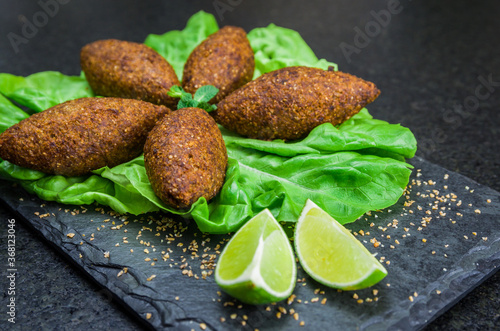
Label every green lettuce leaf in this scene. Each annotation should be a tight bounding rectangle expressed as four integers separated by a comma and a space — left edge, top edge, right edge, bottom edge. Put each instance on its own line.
222, 150, 411, 228
143, 11, 337, 81
0, 11, 417, 234
144, 10, 219, 80
0, 71, 94, 113
0, 160, 46, 181
0, 94, 29, 133
248, 23, 338, 78
222, 108, 417, 159
0, 109, 414, 233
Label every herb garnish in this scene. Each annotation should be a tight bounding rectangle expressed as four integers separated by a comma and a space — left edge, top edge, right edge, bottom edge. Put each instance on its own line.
168, 85, 219, 112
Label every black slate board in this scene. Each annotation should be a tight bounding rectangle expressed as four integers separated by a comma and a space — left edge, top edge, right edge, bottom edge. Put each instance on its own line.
0, 156, 499, 331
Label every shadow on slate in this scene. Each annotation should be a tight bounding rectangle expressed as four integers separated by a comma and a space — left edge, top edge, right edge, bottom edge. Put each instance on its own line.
0, 156, 498, 331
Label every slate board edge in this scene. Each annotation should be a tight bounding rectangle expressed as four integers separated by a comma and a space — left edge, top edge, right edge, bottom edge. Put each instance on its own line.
0, 194, 160, 330
0, 185, 210, 330
0, 156, 499, 331
357, 156, 500, 331
404, 157, 500, 330
366, 235, 500, 331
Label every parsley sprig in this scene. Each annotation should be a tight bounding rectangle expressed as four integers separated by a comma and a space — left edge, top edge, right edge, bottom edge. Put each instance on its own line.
167, 85, 219, 112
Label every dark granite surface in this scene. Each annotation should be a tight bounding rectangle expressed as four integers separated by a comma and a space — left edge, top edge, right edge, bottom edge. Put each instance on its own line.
0, 0, 498, 330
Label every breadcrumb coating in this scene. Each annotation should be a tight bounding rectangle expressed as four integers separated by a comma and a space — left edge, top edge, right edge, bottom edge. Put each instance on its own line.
213, 66, 381, 140
81, 39, 180, 109
182, 26, 254, 104
144, 107, 227, 209
0, 97, 170, 176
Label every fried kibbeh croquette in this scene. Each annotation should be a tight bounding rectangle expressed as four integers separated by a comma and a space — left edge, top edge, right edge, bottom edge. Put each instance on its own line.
213, 66, 381, 140
81, 39, 180, 108
144, 107, 227, 209
0, 97, 170, 177
182, 26, 254, 104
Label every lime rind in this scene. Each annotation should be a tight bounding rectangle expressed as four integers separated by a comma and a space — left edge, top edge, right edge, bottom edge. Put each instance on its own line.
295, 199, 387, 290
215, 209, 297, 304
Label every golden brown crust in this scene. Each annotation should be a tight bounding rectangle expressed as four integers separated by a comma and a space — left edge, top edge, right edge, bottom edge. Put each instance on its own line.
0, 97, 170, 176
213, 66, 381, 140
80, 39, 180, 109
182, 26, 255, 104
144, 107, 227, 209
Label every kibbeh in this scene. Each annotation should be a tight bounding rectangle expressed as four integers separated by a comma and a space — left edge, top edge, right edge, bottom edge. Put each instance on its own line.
81, 39, 180, 108
182, 26, 254, 104
0, 97, 170, 176
213, 66, 380, 140
144, 107, 227, 209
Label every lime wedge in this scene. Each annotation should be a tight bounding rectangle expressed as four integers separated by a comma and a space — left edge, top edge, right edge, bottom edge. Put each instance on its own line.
215, 209, 297, 305
294, 199, 387, 290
